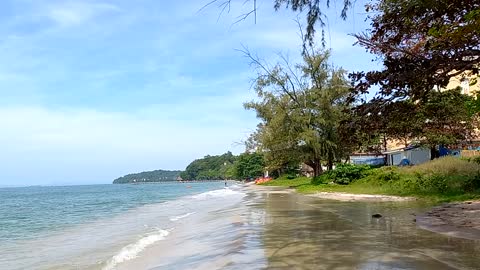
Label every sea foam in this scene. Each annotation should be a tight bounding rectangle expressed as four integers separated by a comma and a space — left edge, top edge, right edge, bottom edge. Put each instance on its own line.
102, 229, 170, 270
191, 187, 244, 200
169, 212, 195, 221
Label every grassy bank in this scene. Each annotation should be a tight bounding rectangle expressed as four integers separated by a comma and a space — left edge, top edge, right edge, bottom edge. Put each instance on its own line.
261, 157, 480, 202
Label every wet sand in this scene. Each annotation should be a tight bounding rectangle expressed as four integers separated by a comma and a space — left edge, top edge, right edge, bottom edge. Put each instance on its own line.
417, 200, 480, 241
115, 184, 480, 269
255, 184, 480, 241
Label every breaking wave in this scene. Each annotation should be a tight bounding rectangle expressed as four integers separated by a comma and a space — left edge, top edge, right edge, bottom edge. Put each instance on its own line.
102, 229, 170, 270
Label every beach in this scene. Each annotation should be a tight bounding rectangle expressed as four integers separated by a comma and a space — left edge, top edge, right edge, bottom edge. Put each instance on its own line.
114, 184, 480, 270
2, 182, 480, 270
416, 200, 480, 241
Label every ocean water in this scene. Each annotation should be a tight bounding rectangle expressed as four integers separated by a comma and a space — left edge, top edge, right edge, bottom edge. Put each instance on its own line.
0, 182, 244, 270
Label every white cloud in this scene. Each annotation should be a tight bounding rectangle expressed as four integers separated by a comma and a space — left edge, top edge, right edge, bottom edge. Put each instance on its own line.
0, 103, 255, 185
47, 2, 120, 27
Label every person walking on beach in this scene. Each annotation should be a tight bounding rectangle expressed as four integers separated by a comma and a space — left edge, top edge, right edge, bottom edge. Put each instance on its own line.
225, 180, 227, 187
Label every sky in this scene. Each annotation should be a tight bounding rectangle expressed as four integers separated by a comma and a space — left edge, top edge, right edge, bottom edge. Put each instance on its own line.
0, 0, 379, 186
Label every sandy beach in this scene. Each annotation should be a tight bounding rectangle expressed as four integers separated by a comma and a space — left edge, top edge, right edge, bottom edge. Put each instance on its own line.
416, 200, 480, 240
308, 191, 416, 202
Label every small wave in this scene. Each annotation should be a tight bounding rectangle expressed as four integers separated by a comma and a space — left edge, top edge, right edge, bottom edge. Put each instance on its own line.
191, 187, 244, 200
169, 212, 195, 221
102, 229, 170, 270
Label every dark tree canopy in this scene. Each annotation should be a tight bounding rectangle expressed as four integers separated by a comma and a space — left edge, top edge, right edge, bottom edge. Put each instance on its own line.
234, 152, 265, 179
180, 152, 237, 180
348, 89, 478, 152
352, 0, 480, 103
113, 170, 183, 184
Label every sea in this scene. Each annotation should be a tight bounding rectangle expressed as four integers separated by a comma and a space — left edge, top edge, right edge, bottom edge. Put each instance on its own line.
0, 182, 256, 270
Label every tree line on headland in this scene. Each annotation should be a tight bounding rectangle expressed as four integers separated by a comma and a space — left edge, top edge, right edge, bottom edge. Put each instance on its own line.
113, 152, 265, 183
179, 151, 265, 180
113, 170, 183, 183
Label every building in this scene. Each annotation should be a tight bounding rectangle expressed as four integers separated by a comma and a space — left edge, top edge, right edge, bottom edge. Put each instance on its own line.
349, 153, 385, 166
383, 147, 431, 166
443, 70, 479, 95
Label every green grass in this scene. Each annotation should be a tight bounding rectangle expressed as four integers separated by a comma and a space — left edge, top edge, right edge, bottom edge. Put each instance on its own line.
261, 176, 311, 188
261, 157, 480, 203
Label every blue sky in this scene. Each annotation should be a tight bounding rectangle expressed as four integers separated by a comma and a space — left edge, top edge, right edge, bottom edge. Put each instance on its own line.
0, 0, 378, 186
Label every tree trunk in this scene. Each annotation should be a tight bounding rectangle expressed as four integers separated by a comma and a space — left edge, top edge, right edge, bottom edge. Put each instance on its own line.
430, 146, 437, 160
313, 161, 323, 178
327, 160, 333, 171
327, 152, 334, 171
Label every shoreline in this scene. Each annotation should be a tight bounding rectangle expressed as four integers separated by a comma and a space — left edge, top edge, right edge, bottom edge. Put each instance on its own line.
256, 183, 480, 241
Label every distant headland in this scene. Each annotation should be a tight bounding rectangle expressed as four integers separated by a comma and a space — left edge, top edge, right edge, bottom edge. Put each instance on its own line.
112, 170, 183, 184
113, 151, 265, 184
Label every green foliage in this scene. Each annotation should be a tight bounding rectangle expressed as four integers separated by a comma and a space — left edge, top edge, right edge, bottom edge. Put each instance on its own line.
312, 163, 372, 185
260, 175, 311, 188
350, 89, 476, 151
357, 157, 480, 196
267, 157, 480, 202
113, 170, 182, 184
180, 152, 236, 180
243, 46, 351, 177
233, 152, 265, 179
471, 156, 480, 164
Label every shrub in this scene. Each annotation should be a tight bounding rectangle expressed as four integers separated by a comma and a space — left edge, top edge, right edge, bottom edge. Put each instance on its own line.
371, 157, 480, 195
311, 174, 329, 185
472, 156, 480, 164
464, 173, 480, 192
316, 163, 372, 185
360, 167, 401, 186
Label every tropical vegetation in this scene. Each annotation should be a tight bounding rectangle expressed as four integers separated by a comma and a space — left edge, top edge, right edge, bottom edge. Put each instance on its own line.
262, 157, 480, 202
180, 151, 266, 180
113, 169, 183, 184
243, 47, 351, 177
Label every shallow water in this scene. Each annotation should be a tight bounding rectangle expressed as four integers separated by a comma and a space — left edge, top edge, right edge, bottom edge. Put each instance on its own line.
259, 192, 480, 270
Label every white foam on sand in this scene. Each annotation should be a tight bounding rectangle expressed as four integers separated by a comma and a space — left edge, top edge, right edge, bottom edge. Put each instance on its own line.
102, 229, 170, 270
191, 187, 244, 200
169, 212, 195, 221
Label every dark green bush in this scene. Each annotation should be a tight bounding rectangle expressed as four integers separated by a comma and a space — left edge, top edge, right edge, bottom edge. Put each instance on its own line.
472, 156, 480, 164
311, 174, 329, 185
462, 173, 480, 192
376, 167, 401, 182
314, 163, 372, 185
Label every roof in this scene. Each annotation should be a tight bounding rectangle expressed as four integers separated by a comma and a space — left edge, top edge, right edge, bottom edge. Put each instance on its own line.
382, 146, 425, 155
